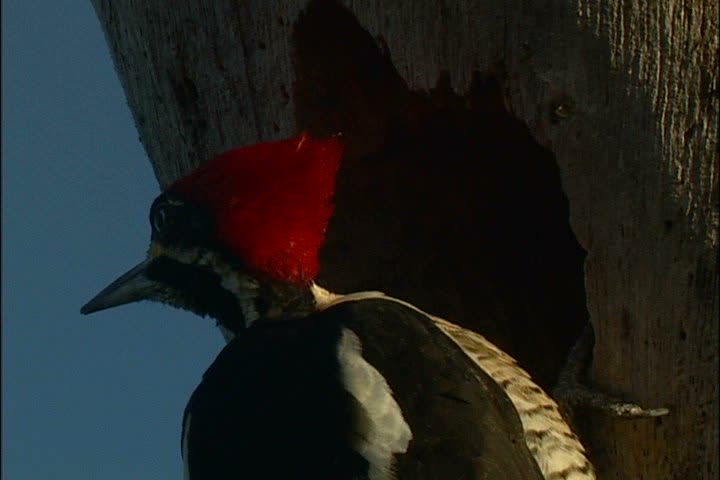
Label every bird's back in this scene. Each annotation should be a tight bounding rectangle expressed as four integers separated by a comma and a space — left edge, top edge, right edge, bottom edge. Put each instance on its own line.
183, 298, 544, 480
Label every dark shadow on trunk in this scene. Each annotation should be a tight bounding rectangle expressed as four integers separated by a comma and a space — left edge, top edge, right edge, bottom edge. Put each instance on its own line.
293, 0, 589, 389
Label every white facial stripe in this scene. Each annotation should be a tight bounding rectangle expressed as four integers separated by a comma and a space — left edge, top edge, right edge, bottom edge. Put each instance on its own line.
337, 328, 412, 480
149, 243, 202, 264
152, 244, 260, 331
195, 251, 261, 328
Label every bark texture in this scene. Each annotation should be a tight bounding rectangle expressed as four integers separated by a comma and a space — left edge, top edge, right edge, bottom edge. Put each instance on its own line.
91, 0, 718, 478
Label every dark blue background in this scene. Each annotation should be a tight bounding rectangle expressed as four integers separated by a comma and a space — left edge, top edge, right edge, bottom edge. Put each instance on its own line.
4, 2, 224, 477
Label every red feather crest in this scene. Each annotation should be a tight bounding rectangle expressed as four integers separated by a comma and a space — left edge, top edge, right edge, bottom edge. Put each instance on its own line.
169, 132, 343, 284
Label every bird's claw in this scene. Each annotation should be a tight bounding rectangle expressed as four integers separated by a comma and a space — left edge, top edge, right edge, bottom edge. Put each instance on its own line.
553, 324, 670, 419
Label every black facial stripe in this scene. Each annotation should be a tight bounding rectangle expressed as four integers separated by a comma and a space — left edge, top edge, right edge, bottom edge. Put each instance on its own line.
146, 256, 247, 329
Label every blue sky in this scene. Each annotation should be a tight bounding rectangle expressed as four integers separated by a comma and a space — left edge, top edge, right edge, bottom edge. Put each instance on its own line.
3, 2, 224, 478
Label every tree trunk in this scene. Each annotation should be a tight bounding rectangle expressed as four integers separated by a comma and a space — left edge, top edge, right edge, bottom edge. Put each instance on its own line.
91, 0, 718, 478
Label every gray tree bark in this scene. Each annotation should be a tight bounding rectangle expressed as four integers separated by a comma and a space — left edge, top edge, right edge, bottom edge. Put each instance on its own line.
91, 0, 718, 478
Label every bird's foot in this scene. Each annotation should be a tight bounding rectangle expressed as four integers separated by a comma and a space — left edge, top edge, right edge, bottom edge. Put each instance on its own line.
553, 324, 670, 419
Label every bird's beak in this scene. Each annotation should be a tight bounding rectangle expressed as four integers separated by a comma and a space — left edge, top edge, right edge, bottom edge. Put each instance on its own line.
80, 258, 158, 315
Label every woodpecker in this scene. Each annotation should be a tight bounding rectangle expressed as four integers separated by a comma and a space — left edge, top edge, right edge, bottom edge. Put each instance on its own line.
81, 133, 594, 480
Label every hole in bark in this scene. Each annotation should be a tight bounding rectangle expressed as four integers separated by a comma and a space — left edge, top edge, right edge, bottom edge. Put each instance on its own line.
293, 0, 588, 388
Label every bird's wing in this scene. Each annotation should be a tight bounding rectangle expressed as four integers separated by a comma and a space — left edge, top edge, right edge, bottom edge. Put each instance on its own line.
433, 317, 595, 480
181, 320, 371, 480
331, 298, 546, 480
313, 285, 595, 480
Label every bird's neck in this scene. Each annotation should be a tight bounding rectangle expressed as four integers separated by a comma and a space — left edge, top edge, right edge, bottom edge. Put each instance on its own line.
215, 277, 318, 341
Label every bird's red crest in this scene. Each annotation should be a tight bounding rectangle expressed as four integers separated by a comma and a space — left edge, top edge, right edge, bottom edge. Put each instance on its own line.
169, 132, 343, 284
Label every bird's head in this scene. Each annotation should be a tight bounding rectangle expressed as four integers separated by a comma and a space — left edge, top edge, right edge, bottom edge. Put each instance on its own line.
81, 132, 343, 336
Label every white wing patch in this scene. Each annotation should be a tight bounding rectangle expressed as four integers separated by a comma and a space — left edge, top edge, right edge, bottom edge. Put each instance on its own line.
336, 328, 412, 480
313, 284, 595, 480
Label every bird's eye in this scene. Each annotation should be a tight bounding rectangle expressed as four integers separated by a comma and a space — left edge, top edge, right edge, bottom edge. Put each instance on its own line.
152, 206, 169, 233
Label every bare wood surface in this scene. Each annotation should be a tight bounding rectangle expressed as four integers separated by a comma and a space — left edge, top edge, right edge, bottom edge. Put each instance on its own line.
91, 0, 718, 478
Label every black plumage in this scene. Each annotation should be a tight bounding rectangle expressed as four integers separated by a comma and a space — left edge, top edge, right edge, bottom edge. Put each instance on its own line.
183, 298, 544, 480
